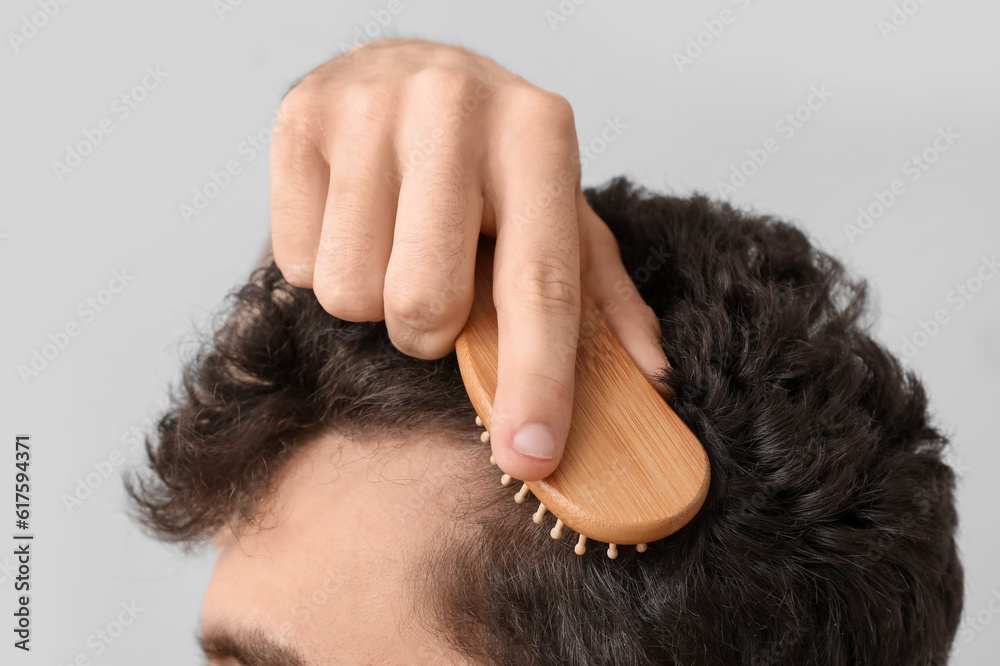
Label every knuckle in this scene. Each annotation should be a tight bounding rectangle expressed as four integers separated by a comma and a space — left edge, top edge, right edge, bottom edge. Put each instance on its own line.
534, 90, 575, 124
505, 87, 576, 130
519, 367, 575, 404
334, 83, 391, 125
313, 278, 381, 322
274, 257, 314, 289
274, 87, 328, 147
384, 279, 461, 334
497, 89, 578, 166
409, 66, 480, 107
511, 255, 580, 312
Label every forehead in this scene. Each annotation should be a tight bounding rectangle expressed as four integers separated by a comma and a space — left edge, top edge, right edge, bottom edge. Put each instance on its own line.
202, 432, 472, 664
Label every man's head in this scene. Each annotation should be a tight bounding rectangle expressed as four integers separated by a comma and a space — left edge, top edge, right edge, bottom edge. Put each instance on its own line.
128, 177, 963, 665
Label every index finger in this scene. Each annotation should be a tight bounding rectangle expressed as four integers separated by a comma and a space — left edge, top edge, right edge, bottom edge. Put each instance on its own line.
487, 91, 582, 482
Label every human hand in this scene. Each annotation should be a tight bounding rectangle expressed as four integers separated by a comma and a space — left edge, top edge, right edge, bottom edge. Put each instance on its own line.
270, 38, 668, 481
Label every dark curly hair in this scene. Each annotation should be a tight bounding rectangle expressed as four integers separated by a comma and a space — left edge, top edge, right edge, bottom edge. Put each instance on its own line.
126, 177, 963, 665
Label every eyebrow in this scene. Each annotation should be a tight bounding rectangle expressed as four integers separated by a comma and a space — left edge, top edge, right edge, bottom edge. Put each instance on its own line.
198, 626, 311, 666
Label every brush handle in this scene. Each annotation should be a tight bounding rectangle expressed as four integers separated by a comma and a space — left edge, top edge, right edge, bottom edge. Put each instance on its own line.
455, 235, 710, 545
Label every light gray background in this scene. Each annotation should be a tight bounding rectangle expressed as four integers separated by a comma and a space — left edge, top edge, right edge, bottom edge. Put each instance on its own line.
2, 1, 998, 664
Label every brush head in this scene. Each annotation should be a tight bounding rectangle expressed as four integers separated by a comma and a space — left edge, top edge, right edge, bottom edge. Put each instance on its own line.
455, 235, 710, 547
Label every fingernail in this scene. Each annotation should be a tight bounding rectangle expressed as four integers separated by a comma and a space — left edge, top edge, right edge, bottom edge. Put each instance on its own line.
512, 423, 558, 460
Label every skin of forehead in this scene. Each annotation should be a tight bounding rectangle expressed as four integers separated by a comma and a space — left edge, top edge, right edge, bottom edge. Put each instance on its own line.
202, 431, 478, 665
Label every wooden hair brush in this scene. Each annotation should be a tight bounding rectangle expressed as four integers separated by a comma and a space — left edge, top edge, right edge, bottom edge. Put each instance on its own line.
455, 235, 710, 558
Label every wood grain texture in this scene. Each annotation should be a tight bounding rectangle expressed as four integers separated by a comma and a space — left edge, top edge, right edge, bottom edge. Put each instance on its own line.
455, 235, 710, 545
